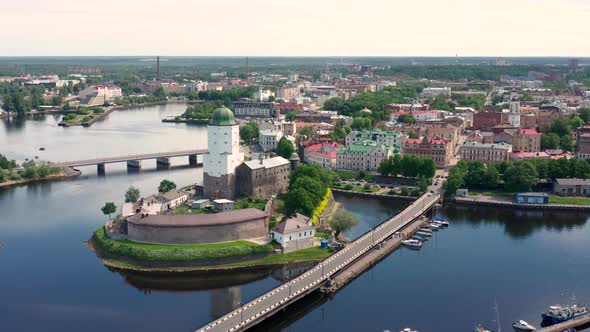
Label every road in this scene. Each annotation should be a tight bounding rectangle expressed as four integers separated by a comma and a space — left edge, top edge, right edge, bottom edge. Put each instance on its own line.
52, 149, 208, 167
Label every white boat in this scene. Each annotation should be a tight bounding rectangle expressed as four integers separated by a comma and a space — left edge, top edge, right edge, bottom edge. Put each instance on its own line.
400, 328, 418, 332
418, 228, 433, 234
512, 320, 535, 331
425, 224, 440, 231
415, 231, 432, 237
431, 219, 449, 227
402, 239, 423, 249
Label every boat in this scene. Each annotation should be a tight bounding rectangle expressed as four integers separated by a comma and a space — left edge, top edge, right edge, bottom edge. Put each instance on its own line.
542, 304, 589, 324
401, 239, 423, 249
400, 328, 418, 332
425, 223, 441, 231
418, 228, 433, 234
413, 234, 428, 241
475, 325, 494, 332
39, 147, 46, 151
416, 231, 432, 237
512, 320, 536, 331
431, 219, 449, 227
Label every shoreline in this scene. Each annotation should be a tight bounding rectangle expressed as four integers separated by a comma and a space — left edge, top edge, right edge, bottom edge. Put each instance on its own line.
451, 196, 590, 211
0, 166, 81, 188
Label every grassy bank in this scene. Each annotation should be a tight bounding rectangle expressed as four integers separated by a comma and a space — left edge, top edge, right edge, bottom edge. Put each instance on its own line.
549, 196, 590, 205
92, 227, 273, 261
212, 247, 333, 268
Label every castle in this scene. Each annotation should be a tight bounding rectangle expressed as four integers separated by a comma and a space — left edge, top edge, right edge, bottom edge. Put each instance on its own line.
203, 106, 296, 200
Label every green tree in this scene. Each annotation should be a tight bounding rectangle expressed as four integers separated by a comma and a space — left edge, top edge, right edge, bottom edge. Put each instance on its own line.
503, 161, 538, 192
549, 118, 571, 137
351, 117, 372, 130
418, 177, 430, 192
418, 158, 436, 179
397, 114, 416, 124
285, 187, 315, 216
570, 116, 584, 129
541, 133, 561, 150
329, 210, 359, 239
299, 126, 315, 137
291, 176, 326, 206
125, 186, 141, 203
158, 179, 177, 193
0, 154, 17, 170
579, 107, 590, 123
101, 202, 117, 220
560, 135, 574, 151
239, 122, 259, 144
153, 87, 166, 98
285, 111, 297, 121
276, 137, 294, 159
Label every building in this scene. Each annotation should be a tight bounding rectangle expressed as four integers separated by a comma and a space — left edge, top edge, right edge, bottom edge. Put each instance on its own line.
401, 137, 452, 168
138, 190, 189, 215
235, 157, 291, 198
303, 142, 342, 169
276, 86, 300, 101
473, 111, 503, 130
258, 130, 283, 152
337, 141, 395, 172
203, 107, 244, 199
294, 111, 333, 123
460, 141, 512, 163
78, 85, 122, 106
512, 129, 541, 152
253, 88, 275, 101
576, 125, 590, 159
390, 110, 441, 122
345, 129, 406, 148
514, 192, 549, 205
422, 87, 452, 98
271, 213, 315, 253
553, 178, 590, 196
127, 208, 269, 245
233, 101, 277, 118
213, 199, 234, 212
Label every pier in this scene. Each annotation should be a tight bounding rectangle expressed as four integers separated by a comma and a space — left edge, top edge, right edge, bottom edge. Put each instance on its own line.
195, 193, 441, 332
52, 149, 207, 174
536, 314, 590, 332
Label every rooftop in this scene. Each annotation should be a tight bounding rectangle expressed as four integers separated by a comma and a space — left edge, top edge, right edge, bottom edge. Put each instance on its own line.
273, 213, 313, 234
554, 178, 590, 186
243, 156, 290, 170
128, 208, 267, 227
462, 141, 512, 150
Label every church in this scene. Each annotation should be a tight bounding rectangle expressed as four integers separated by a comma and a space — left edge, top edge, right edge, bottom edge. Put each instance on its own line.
202, 106, 296, 200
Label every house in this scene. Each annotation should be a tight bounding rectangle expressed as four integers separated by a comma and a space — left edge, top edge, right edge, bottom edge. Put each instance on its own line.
514, 192, 549, 205
213, 199, 234, 212
139, 190, 189, 215
235, 156, 291, 198
303, 142, 342, 169
460, 141, 512, 163
191, 199, 211, 209
553, 178, 590, 196
271, 213, 315, 253
401, 137, 452, 168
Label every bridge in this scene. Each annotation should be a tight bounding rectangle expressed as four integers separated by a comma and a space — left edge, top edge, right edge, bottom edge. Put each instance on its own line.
53, 149, 208, 174
196, 192, 441, 332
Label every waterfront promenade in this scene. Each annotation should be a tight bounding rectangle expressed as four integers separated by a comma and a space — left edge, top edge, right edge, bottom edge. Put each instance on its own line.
196, 193, 441, 332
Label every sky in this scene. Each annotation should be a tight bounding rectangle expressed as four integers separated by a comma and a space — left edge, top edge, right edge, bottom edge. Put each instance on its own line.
1, 0, 589, 56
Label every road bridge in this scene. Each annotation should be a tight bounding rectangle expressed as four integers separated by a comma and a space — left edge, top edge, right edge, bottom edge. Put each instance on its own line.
52, 149, 207, 174
196, 192, 441, 332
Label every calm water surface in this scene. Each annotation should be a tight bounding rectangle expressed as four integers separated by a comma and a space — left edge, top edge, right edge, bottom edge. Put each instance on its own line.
1, 105, 589, 332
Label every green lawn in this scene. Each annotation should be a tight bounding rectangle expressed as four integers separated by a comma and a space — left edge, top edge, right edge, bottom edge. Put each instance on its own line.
221, 247, 333, 267
92, 227, 273, 261
172, 204, 210, 215
469, 189, 513, 197
234, 197, 267, 210
549, 196, 590, 205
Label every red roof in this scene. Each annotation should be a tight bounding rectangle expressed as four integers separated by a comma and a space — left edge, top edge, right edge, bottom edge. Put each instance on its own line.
519, 129, 540, 136
429, 137, 448, 145
402, 138, 423, 144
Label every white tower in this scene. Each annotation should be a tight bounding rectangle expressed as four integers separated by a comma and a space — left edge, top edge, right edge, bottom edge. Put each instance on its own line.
203, 106, 244, 199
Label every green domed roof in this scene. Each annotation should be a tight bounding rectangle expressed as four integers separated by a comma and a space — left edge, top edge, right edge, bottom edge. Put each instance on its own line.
289, 152, 300, 160
210, 106, 237, 126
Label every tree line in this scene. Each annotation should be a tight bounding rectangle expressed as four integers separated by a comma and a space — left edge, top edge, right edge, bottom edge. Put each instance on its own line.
285, 164, 339, 217
443, 158, 590, 196
379, 154, 437, 180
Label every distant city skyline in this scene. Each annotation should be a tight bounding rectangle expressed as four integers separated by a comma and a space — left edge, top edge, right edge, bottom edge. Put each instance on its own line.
2, 0, 589, 57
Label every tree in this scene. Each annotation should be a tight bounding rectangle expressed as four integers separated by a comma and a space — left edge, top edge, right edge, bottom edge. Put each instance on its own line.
351, 117, 372, 130
570, 116, 584, 129
291, 176, 326, 206
153, 87, 166, 98
239, 122, 259, 144
408, 132, 420, 139
541, 133, 561, 150
560, 135, 574, 151
285, 111, 297, 121
397, 114, 416, 124
125, 186, 140, 203
0, 154, 17, 170
158, 179, 176, 193
579, 107, 590, 123
299, 126, 315, 137
503, 161, 538, 192
418, 158, 436, 179
329, 210, 359, 239
101, 202, 117, 220
285, 187, 315, 216
276, 137, 294, 159
549, 118, 571, 137
418, 177, 430, 192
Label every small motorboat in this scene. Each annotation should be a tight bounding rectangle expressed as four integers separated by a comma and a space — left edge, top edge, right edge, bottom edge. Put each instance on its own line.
425, 224, 440, 231
475, 325, 494, 332
402, 239, 423, 249
418, 228, 433, 234
431, 219, 449, 227
39, 147, 46, 151
415, 231, 432, 237
413, 235, 428, 241
512, 320, 535, 331
400, 328, 418, 332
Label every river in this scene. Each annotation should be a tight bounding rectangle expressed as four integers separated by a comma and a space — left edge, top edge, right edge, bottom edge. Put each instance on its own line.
1, 104, 589, 332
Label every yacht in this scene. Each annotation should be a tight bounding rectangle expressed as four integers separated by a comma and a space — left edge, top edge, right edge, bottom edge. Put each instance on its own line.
401, 239, 423, 249
512, 320, 535, 331
418, 228, 433, 234
542, 304, 589, 324
413, 234, 428, 241
415, 231, 432, 237
431, 218, 449, 227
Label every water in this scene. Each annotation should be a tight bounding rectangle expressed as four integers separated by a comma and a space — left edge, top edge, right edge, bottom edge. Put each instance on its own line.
2, 105, 590, 332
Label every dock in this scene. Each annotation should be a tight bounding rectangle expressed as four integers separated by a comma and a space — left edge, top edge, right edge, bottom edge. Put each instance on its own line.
536, 314, 590, 332
321, 216, 428, 293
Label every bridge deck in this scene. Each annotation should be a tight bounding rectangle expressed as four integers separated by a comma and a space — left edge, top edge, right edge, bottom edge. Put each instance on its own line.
53, 149, 208, 167
196, 193, 440, 332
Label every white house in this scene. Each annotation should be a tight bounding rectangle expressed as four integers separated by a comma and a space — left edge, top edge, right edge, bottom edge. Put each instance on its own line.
259, 130, 283, 152
271, 213, 315, 253
139, 190, 189, 215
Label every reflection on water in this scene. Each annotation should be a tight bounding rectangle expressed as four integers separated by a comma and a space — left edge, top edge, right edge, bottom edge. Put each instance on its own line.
443, 204, 588, 238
